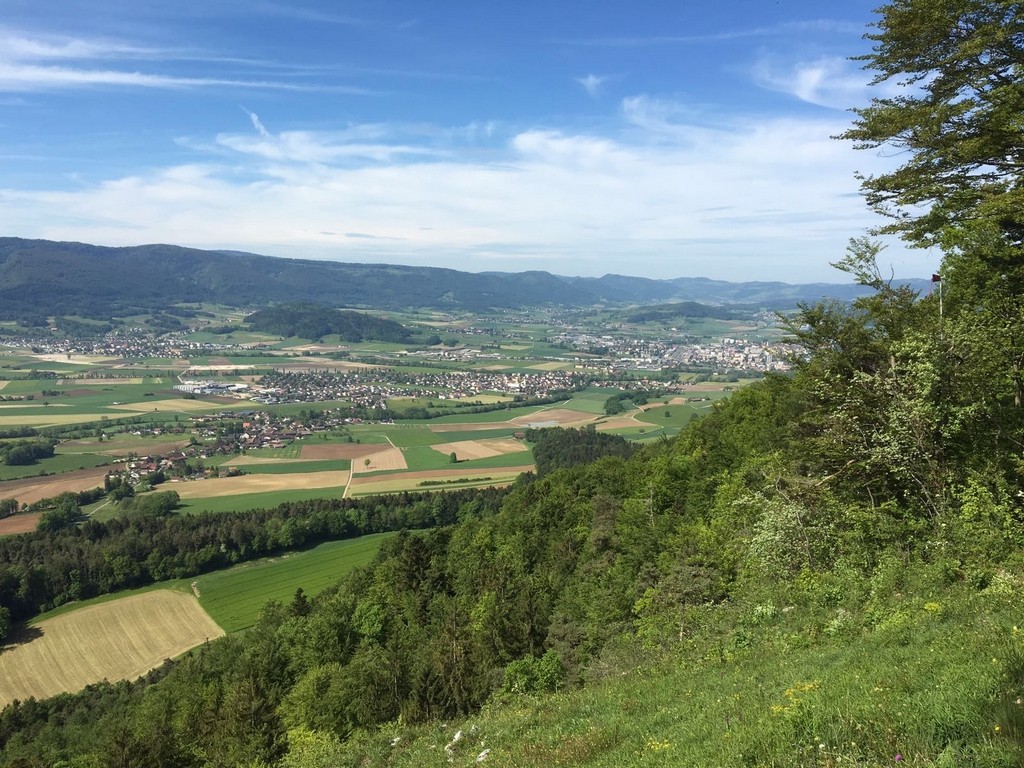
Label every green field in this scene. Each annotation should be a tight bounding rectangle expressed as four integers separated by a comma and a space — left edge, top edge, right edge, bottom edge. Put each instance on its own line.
218, 459, 351, 474
30, 534, 390, 634
421, 403, 558, 425
176, 486, 349, 515
0, 452, 111, 481
195, 534, 391, 632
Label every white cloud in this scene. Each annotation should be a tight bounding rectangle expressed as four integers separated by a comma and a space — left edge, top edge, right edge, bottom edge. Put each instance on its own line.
0, 98, 930, 281
576, 74, 605, 98
750, 55, 898, 109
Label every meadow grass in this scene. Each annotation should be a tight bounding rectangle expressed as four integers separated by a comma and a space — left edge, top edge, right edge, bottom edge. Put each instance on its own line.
376, 426, 447, 448
219, 459, 351, 475
334, 584, 1024, 767
195, 534, 391, 632
0, 452, 111, 481
177, 486, 348, 515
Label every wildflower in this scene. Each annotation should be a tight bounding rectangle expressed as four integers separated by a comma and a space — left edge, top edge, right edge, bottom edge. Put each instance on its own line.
895, 754, 903, 762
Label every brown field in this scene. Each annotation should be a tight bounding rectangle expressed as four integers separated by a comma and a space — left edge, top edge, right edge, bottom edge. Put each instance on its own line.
30, 354, 119, 366
0, 381, 7, 390
349, 465, 533, 495
353, 447, 407, 472
510, 408, 595, 427
0, 466, 111, 506
529, 361, 572, 371
107, 398, 231, 413
172, 470, 350, 499
300, 444, 391, 461
431, 438, 528, 461
0, 591, 224, 708
681, 382, 733, 392
0, 514, 42, 536
595, 416, 645, 430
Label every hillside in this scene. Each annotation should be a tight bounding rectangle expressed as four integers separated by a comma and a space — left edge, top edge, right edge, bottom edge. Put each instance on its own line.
243, 304, 411, 342
0, 237, 927, 321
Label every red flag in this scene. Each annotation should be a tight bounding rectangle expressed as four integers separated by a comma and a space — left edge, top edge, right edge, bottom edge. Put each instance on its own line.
931, 274, 941, 282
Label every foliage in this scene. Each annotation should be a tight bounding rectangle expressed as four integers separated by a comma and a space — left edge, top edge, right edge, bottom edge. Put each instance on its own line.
244, 303, 411, 343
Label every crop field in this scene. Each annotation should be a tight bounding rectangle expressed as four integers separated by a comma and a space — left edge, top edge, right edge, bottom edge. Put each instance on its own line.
171, 470, 351, 499
0, 452, 110, 482
348, 466, 531, 496
509, 407, 595, 428
60, 436, 192, 456
353, 447, 406, 472
299, 443, 387, 460
0, 514, 41, 536
431, 438, 528, 461
0, 465, 110, 506
218, 459, 349, 475
194, 533, 392, 632
178, 487, 349, 514
0, 591, 224, 708
106, 397, 240, 414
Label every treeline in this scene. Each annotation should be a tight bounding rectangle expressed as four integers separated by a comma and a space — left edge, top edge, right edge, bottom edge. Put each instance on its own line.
0, 439, 55, 466
0, 488, 506, 626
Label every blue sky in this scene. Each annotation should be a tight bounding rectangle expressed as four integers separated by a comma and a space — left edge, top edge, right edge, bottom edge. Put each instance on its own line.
0, 0, 936, 283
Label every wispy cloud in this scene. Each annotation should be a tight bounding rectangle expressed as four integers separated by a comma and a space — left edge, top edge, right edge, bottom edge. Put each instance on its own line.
0, 98, 928, 281
751, 55, 902, 109
242, 107, 271, 138
576, 74, 606, 98
558, 19, 864, 48
0, 27, 369, 93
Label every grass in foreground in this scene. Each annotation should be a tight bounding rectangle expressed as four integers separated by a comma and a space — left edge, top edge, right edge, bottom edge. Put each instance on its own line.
328, 580, 1024, 767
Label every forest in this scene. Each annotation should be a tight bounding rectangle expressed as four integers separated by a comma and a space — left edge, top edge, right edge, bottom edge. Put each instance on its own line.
3, 0, 1024, 765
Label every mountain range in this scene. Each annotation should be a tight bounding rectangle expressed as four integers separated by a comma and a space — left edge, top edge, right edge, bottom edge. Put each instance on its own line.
0, 237, 930, 320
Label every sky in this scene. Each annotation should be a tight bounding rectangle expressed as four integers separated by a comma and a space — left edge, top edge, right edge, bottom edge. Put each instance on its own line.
0, 0, 939, 283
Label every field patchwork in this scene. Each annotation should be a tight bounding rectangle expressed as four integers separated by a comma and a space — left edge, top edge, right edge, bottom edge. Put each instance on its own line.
172, 470, 351, 499
431, 438, 528, 461
0, 466, 111, 506
0, 591, 224, 708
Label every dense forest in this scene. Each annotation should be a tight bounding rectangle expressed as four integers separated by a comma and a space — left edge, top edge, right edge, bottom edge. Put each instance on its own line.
2, 1, 1024, 765
243, 304, 411, 343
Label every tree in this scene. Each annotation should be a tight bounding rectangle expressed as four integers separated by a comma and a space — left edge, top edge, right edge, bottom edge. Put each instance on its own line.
841, 0, 1024, 485
842, 0, 1024, 249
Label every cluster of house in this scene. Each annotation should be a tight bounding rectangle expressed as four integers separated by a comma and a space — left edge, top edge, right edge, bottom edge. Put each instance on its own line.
551, 331, 794, 373
248, 369, 584, 407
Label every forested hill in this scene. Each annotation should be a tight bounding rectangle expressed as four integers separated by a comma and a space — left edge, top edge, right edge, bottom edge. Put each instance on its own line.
0, 237, 927, 320
243, 304, 411, 342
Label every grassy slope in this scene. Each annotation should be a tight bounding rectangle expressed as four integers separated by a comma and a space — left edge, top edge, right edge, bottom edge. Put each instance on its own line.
333, 584, 1024, 767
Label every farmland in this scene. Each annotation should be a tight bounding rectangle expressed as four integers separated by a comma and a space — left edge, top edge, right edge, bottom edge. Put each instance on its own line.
0, 591, 223, 708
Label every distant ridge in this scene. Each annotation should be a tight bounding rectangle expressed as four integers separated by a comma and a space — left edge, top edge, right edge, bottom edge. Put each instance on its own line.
0, 237, 930, 321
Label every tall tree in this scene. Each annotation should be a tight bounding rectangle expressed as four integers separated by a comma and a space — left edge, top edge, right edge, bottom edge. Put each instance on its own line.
842, 0, 1024, 482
